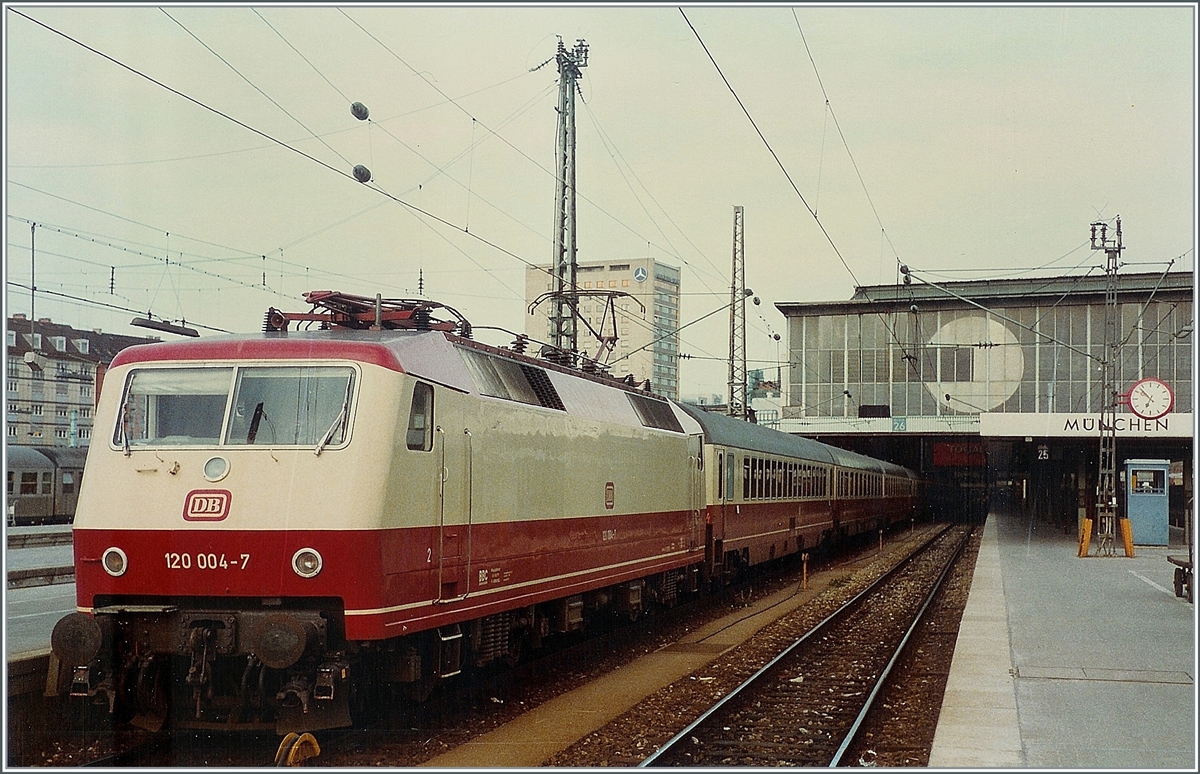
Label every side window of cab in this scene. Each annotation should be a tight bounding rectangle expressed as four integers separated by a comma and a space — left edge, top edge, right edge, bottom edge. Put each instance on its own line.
406, 382, 433, 451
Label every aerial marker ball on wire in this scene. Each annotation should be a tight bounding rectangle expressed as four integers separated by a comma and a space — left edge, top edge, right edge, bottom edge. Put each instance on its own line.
350, 101, 370, 121
353, 165, 372, 183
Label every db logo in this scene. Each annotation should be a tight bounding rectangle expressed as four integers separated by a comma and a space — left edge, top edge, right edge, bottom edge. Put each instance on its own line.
183, 489, 231, 521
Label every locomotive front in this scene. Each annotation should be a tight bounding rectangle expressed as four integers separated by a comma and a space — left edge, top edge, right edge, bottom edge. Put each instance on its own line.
49, 335, 402, 733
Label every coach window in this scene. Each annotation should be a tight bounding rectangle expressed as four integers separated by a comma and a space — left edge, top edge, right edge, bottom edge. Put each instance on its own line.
20, 472, 38, 495
717, 453, 723, 500
407, 382, 434, 451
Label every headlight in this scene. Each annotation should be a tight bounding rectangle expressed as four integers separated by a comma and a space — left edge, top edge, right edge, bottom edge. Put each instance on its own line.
291, 548, 322, 578
203, 456, 229, 482
102, 547, 127, 577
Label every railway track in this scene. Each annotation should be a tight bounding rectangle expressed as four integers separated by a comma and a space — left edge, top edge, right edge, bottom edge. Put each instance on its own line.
639, 524, 971, 767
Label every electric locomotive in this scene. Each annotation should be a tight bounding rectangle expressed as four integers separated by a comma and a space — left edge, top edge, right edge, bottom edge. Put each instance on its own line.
49, 292, 918, 734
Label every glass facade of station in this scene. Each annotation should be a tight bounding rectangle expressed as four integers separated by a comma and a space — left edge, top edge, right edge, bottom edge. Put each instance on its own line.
783, 273, 1193, 420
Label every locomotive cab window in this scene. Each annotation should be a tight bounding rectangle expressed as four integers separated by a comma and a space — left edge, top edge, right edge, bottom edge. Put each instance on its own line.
116, 367, 233, 447
407, 382, 434, 451
227, 366, 355, 447
115, 365, 356, 449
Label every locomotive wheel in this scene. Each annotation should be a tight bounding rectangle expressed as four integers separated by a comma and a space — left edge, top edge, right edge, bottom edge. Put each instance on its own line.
405, 672, 437, 702
504, 639, 522, 668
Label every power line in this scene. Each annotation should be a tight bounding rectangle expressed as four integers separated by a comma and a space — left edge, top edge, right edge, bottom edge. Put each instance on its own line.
7, 281, 231, 333
161, 8, 354, 169
340, 10, 703, 284
251, 8, 352, 104
679, 7, 861, 289
793, 10, 900, 264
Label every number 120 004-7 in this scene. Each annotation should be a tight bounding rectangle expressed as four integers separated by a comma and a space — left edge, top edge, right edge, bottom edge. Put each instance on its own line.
165, 552, 250, 570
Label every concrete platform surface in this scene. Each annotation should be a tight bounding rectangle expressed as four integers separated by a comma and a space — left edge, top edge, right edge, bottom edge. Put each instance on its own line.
929, 512, 1196, 769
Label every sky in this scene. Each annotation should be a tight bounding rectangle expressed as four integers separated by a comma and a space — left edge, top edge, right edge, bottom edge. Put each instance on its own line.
4, 2, 1196, 399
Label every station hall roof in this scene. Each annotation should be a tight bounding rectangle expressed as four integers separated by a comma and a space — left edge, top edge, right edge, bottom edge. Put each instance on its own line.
776, 270, 1193, 317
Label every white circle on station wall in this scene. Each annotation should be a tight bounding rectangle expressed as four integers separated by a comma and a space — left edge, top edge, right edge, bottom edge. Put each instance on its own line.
925, 316, 1023, 412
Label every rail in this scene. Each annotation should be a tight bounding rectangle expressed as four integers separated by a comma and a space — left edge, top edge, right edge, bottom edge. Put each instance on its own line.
639, 524, 968, 767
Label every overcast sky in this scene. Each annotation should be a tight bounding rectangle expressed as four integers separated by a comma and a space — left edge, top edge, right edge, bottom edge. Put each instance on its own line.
4, 2, 1195, 398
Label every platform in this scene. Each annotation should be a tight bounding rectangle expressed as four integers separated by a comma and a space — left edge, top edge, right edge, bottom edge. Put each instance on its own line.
929, 512, 1196, 768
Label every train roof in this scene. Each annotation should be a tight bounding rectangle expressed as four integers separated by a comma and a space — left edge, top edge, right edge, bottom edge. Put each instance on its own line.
675, 403, 837, 462
32, 446, 90, 468
6, 445, 56, 471
107, 329, 705, 437
674, 403, 916, 477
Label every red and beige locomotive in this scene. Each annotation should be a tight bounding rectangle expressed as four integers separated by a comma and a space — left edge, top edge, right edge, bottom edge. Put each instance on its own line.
50, 292, 919, 733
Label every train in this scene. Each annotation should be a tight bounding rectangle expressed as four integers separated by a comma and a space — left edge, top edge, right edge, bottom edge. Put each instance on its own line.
48, 292, 921, 734
6, 444, 88, 526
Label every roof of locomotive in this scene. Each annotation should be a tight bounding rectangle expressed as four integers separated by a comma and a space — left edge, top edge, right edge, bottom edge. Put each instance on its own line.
674, 402, 915, 477
110, 328, 672, 398
106, 329, 704, 435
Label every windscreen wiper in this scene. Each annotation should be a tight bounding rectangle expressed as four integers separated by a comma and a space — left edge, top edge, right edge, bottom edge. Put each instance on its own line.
314, 401, 348, 457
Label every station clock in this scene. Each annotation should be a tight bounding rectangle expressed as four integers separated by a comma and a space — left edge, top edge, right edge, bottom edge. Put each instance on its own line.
1127, 377, 1174, 420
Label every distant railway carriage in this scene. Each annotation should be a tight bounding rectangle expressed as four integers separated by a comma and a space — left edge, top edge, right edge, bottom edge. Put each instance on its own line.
677, 404, 920, 574
49, 293, 920, 735
6, 445, 87, 526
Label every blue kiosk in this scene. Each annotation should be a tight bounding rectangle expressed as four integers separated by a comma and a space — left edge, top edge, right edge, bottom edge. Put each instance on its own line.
1125, 459, 1170, 546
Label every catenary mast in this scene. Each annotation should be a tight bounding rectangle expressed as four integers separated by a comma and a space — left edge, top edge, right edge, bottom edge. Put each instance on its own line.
549, 38, 588, 359
728, 205, 748, 420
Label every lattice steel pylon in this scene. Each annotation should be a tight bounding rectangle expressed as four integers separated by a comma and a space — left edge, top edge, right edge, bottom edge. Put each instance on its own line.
548, 38, 588, 358
728, 205, 748, 420
1090, 216, 1123, 556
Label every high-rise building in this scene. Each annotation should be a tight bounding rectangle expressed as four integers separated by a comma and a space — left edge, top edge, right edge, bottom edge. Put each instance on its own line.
525, 258, 680, 399
6, 315, 158, 448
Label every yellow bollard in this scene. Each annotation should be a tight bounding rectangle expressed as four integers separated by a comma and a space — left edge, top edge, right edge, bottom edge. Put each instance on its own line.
1119, 518, 1136, 557
1078, 518, 1093, 557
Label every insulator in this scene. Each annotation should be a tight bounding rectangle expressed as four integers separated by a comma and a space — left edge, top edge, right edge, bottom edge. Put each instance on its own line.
511, 335, 528, 354
459, 320, 472, 339
263, 308, 287, 332
413, 307, 431, 331
350, 101, 369, 121
353, 164, 372, 183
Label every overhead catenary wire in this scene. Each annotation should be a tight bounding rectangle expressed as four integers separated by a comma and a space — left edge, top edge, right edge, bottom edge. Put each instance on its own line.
7, 281, 231, 333
11, 7, 805, 377
162, 8, 355, 170
340, 8, 711, 284
8, 10, 555, 301
793, 9, 901, 265
680, 8, 861, 290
